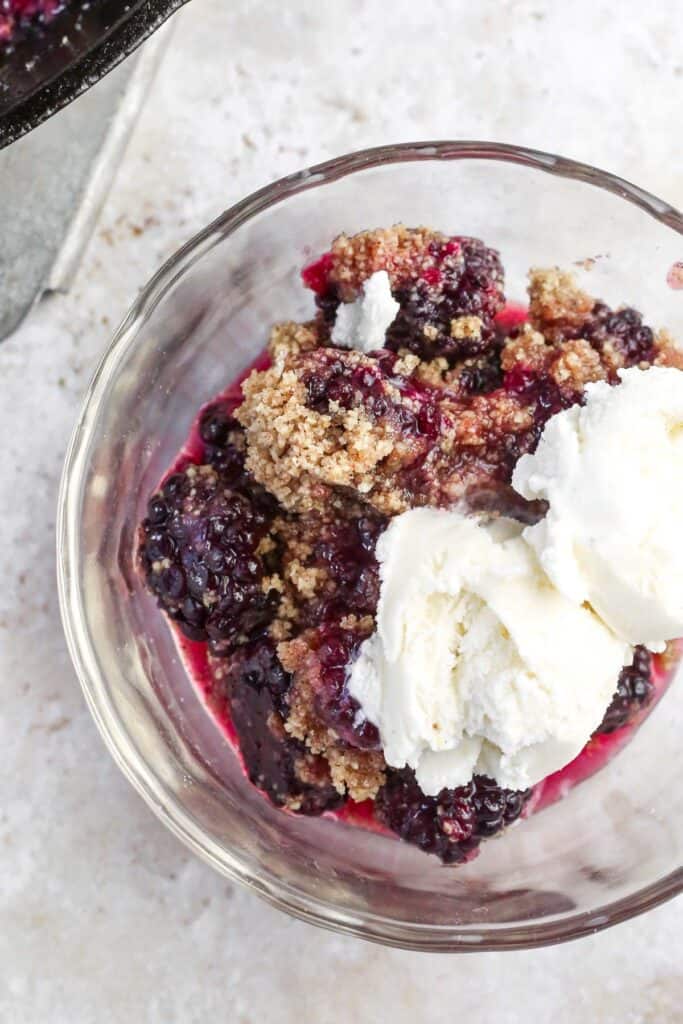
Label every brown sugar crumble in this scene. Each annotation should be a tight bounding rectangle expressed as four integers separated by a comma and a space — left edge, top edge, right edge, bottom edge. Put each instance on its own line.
326, 225, 444, 300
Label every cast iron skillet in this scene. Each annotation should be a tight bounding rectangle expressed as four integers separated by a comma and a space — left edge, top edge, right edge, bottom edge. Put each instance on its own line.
0, 0, 187, 149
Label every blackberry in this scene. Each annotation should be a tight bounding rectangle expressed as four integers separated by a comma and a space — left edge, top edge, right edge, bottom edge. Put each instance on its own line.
304, 354, 387, 415
375, 768, 530, 864
305, 358, 358, 411
305, 514, 385, 625
316, 286, 342, 334
504, 365, 582, 437
460, 356, 504, 395
386, 237, 505, 363
597, 646, 654, 734
197, 403, 255, 487
584, 302, 656, 365
311, 625, 380, 750
139, 460, 279, 655
225, 640, 343, 815
199, 405, 234, 447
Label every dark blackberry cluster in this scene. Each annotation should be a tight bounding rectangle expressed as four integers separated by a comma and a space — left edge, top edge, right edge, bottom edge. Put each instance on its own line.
304, 355, 364, 412
304, 513, 385, 625
376, 768, 530, 864
385, 237, 505, 363
304, 349, 444, 440
310, 625, 380, 751
503, 364, 582, 429
502, 364, 585, 468
315, 286, 342, 333
198, 403, 283, 523
459, 356, 504, 395
304, 351, 403, 419
225, 640, 343, 814
197, 404, 250, 482
597, 646, 654, 734
581, 303, 655, 365
139, 436, 280, 655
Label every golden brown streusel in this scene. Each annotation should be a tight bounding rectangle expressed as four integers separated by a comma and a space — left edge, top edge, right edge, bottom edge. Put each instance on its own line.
391, 352, 422, 377
293, 751, 337, 789
328, 224, 442, 300
326, 747, 386, 802
412, 355, 463, 390
237, 362, 398, 514
659, 640, 683, 673
450, 315, 483, 340
500, 323, 608, 392
526, 268, 683, 379
454, 392, 534, 447
261, 573, 284, 595
528, 267, 595, 341
284, 560, 327, 601
268, 320, 321, 365
550, 337, 606, 389
338, 613, 375, 633
500, 323, 550, 372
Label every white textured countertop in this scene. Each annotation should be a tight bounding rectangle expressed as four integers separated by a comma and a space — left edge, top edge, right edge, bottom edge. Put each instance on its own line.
1, 1, 682, 1020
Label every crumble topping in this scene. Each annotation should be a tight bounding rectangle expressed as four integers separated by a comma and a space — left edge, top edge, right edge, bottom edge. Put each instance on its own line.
268, 320, 321, 366
528, 267, 595, 341
237, 359, 400, 513
500, 322, 607, 389
326, 225, 442, 300
450, 315, 484, 340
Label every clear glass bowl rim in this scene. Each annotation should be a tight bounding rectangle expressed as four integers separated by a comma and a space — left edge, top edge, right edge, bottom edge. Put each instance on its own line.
57, 140, 683, 952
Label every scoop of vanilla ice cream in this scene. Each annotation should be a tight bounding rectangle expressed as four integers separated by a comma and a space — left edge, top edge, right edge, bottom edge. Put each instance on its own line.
331, 270, 400, 352
348, 509, 628, 793
513, 366, 683, 651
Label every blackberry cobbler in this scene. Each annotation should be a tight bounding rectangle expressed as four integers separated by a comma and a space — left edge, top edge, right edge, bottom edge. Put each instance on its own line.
139, 225, 683, 864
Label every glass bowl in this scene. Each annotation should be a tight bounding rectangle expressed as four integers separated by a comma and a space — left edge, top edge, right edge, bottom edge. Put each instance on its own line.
58, 141, 683, 951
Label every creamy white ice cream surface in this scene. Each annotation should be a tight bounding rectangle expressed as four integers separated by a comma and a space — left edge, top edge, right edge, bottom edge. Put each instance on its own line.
513, 367, 683, 651
348, 509, 629, 794
331, 270, 400, 352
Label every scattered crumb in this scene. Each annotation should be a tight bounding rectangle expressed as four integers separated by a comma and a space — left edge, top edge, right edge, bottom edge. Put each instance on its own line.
450, 315, 483, 340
